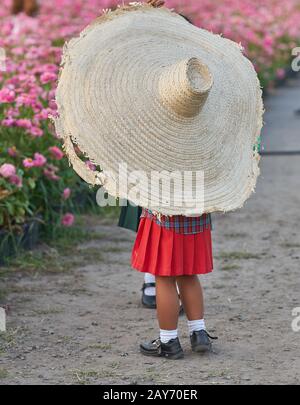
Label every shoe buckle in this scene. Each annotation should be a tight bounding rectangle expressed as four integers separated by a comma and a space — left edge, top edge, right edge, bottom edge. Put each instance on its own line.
152, 339, 161, 350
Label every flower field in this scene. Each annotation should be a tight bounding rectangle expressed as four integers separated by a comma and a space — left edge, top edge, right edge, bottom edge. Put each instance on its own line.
0, 0, 299, 242
167, 0, 300, 87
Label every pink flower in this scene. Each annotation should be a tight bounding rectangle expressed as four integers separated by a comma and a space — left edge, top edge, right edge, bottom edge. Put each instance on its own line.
6, 107, 19, 118
48, 99, 57, 110
8, 146, 19, 157
40, 72, 57, 84
36, 108, 50, 120
276, 68, 286, 80
33, 153, 47, 167
9, 175, 23, 188
43, 166, 60, 181
49, 146, 64, 160
47, 164, 59, 173
29, 126, 44, 137
85, 160, 96, 171
11, 47, 25, 56
0, 88, 15, 103
23, 158, 35, 168
2, 118, 15, 127
16, 119, 32, 129
0, 163, 16, 178
16, 94, 36, 108
62, 188, 71, 200
263, 35, 274, 48
61, 213, 75, 227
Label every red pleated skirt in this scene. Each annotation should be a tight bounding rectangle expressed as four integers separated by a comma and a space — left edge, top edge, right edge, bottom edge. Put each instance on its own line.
131, 217, 213, 277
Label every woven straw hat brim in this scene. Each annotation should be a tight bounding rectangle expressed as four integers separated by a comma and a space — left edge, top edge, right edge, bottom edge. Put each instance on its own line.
54, 4, 263, 216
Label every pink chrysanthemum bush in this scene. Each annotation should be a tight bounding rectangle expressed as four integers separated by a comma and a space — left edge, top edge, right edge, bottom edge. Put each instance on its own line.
0, 0, 299, 238
0, 0, 105, 235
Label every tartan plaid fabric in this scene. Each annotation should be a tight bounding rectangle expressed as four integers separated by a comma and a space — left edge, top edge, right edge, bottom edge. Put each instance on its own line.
141, 208, 212, 235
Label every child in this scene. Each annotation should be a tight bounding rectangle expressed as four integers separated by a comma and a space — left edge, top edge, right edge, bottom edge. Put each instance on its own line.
132, 209, 216, 359
55, 0, 263, 361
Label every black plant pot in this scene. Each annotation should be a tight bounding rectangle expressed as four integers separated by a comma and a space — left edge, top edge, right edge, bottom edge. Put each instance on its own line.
0, 217, 41, 266
0, 231, 17, 266
73, 188, 96, 211
20, 218, 41, 250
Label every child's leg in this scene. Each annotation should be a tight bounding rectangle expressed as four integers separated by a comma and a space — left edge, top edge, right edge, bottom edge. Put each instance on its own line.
176, 275, 215, 352
156, 276, 180, 330
140, 275, 184, 359
176, 275, 204, 320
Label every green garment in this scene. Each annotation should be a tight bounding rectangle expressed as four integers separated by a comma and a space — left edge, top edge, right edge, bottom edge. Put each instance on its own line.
118, 204, 142, 233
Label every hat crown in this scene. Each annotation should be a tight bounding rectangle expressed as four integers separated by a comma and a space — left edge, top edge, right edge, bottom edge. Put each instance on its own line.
159, 57, 213, 118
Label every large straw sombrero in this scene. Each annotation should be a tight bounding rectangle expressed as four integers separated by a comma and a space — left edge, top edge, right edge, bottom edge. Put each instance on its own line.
54, 2, 264, 216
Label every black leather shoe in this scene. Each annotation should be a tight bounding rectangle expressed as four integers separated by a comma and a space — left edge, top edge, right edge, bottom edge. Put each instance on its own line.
190, 330, 218, 353
140, 338, 184, 360
141, 283, 184, 314
141, 283, 157, 309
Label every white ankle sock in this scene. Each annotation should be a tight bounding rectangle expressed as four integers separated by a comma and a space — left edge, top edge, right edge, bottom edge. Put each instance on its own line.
187, 319, 206, 335
144, 273, 155, 283
160, 329, 178, 344
144, 273, 156, 296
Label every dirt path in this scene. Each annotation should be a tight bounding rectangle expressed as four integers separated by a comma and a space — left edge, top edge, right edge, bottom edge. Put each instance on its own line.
1, 79, 300, 385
